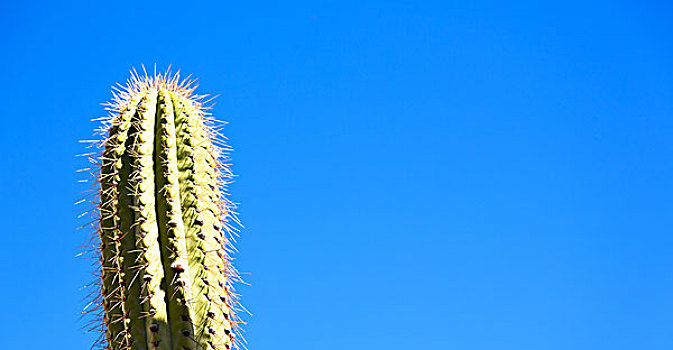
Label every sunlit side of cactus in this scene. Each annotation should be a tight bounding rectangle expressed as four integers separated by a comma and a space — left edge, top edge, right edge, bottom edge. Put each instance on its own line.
82, 69, 242, 350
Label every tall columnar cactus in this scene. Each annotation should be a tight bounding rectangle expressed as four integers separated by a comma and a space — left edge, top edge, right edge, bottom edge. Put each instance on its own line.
90, 69, 241, 350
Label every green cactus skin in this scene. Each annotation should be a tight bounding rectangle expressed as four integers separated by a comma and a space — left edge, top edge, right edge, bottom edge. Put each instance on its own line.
95, 70, 241, 350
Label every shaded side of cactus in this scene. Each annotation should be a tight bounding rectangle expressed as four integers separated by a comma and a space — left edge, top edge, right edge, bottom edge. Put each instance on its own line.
91, 69, 241, 350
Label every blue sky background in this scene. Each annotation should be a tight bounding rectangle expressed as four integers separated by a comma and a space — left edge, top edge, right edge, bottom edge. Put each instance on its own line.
1, 1, 672, 349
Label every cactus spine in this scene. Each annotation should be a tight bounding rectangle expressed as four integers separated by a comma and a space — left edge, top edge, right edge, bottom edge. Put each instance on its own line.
94, 70, 241, 350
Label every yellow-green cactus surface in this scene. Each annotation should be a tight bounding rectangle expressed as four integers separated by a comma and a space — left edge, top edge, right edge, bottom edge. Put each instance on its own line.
94, 69, 241, 350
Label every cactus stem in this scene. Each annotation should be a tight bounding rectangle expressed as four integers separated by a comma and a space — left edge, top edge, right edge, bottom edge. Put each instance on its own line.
84, 68, 242, 350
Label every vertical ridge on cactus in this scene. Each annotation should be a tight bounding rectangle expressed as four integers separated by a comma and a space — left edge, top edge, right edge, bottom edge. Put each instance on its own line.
84, 68, 242, 350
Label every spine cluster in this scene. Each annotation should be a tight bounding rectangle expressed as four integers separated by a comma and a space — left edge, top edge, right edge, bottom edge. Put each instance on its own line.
89, 70, 241, 350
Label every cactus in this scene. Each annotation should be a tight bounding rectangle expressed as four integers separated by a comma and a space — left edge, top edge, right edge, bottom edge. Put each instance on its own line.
83, 68, 242, 350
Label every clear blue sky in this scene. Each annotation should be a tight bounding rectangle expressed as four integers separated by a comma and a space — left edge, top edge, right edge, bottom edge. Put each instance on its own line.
0, 1, 671, 349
